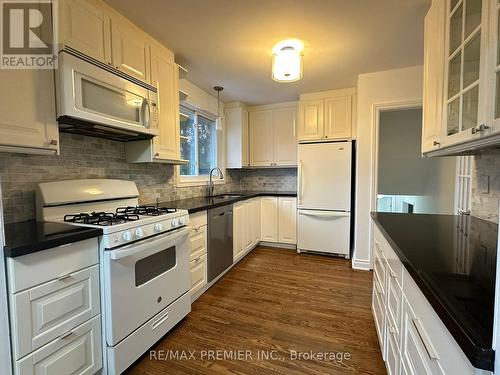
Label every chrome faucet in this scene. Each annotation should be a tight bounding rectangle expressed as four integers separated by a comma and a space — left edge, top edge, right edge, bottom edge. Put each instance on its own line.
208, 167, 224, 197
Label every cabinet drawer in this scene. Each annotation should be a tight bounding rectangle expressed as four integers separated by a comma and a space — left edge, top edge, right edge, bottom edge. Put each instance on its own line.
190, 254, 207, 295
189, 225, 207, 260
386, 323, 400, 375
403, 269, 476, 373
189, 211, 207, 228
402, 302, 444, 375
372, 277, 385, 353
15, 315, 102, 375
11, 265, 100, 360
386, 275, 402, 347
373, 252, 386, 295
7, 238, 98, 293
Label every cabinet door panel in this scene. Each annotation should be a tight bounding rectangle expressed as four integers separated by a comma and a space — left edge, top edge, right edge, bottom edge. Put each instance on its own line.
298, 99, 324, 141
111, 18, 150, 83
249, 110, 274, 166
190, 254, 207, 295
274, 107, 298, 166
278, 197, 296, 244
233, 204, 245, 261
324, 97, 352, 140
243, 202, 253, 252
260, 197, 278, 242
0, 69, 58, 153
60, 0, 111, 64
422, 0, 446, 153
150, 44, 179, 160
252, 198, 261, 245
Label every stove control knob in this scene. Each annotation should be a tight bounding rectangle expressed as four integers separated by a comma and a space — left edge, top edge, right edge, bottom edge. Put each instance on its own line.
179, 216, 186, 225
135, 228, 144, 238
154, 223, 164, 232
122, 231, 132, 242
171, 218, 179, 228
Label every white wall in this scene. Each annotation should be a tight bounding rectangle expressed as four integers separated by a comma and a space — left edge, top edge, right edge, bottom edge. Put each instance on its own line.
0, 184, 12, 375
353, 65, 424, 270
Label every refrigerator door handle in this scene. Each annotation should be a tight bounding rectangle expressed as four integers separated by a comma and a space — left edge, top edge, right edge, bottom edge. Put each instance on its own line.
298, 160, 303, 204
298, 210, 350, 218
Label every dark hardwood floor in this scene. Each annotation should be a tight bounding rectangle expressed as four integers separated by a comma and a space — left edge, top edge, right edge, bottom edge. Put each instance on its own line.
127, 247, 386, 375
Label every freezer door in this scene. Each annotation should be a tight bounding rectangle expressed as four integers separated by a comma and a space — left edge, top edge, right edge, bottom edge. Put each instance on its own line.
297, 209, 350, 256
298, 142, 351, 210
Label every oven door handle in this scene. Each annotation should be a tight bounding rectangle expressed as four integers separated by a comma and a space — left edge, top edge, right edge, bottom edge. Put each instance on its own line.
108, 226, 191, 260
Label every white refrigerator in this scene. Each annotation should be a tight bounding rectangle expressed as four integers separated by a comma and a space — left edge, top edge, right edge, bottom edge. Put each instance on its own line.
297, 141, 352, 257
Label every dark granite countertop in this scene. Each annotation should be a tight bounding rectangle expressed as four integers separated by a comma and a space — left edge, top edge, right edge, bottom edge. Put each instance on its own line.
154, 191, 297, 214
371, 212, 497, 371
3, 220, 102, 258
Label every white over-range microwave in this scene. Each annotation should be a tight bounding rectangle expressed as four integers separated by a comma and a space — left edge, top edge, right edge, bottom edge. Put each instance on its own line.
56, 49, 159, 141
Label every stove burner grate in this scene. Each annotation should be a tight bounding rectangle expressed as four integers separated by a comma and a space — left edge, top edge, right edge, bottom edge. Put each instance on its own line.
64, 211, 140, 226
116, 205, 177, 216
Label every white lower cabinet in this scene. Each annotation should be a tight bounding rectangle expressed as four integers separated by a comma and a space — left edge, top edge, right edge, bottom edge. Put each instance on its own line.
261, 197, 297, 245
10, 265, 100, 360
15, 315, 102, 375
188, 211, 208, 298
6, 239, 102, 375
233, 198, 261, 262
190, 254, 207, 296
372, 224, 482, 375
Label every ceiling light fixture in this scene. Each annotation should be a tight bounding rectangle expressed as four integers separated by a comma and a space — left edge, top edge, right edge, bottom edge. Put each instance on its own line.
272, 39, 304, 83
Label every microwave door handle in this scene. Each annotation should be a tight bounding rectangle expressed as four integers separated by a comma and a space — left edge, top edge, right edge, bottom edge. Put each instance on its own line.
108, 226, 191, 260
142, 99, 151, 129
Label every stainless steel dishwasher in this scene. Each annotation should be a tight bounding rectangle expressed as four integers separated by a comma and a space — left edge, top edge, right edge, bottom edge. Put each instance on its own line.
207, 204, 233, 282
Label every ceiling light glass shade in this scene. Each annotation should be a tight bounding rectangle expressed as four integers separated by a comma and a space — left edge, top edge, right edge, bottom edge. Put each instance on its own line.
272, 39, 304, 82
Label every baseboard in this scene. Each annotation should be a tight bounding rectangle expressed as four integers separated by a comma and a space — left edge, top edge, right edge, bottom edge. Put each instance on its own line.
352, 258, 371, 271
259, 241, 296, 250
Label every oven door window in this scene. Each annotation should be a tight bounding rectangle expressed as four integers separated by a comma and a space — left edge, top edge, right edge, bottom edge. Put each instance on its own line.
135, 246, 176, 287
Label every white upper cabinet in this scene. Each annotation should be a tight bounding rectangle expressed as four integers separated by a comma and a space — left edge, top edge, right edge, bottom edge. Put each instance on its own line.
298, 99, 324, 141
225, 102, 249, 168
0, 1, 59, 155
249, 102, 298, 167
150, 42, 180, 161
274, 107, 298, 165
249, 110, 275, 166
298, 89, 356, 142
422, 0, 446, 153
110, 16, 151, 83
59, 0, 111, 64
424, 0, 500, 155
324, 96, 352, 140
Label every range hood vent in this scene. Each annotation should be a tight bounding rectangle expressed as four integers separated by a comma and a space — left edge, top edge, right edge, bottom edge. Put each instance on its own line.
58, 116, 154, 142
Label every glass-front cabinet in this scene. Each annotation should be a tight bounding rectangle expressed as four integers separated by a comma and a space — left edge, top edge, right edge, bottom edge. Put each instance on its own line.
443, 0, 488, 144
424, 0, 500, 155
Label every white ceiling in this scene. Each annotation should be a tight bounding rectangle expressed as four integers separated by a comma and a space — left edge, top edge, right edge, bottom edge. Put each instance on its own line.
105, 0, 430, 105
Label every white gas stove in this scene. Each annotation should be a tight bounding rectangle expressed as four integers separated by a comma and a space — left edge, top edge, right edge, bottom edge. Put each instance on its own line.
36, 179, 192, 375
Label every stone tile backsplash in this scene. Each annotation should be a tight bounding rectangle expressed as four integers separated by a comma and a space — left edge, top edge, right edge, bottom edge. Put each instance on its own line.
239, 168, 297, 192
0, 133, 297, 223
471, 149, 500, 223
0, 133, 240, 223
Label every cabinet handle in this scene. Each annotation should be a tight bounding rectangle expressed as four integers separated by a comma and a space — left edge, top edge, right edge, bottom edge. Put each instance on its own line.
57, 273, 72, 281
49, 139, 58, 146
59, 330, 74, 340
412, 318, 439, 360
472, 124, 490, 134
389, 270, 397, 279
325, 135, 328, 139
432, 140, 440, 147
154, 152, 160, 157
388, 324, 396, 336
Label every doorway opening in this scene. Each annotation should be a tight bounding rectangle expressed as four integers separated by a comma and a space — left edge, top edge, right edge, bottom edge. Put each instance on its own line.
376, 107, 456, 214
